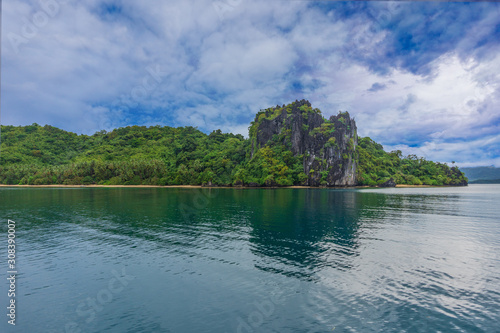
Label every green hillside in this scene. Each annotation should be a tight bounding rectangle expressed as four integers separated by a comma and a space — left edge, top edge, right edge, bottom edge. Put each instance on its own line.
356, 137, 467, 186
0, 101, 467, 187
461, 167, 500, 183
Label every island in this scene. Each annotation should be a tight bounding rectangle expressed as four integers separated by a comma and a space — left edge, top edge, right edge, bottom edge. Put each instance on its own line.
0, 100, 468, 187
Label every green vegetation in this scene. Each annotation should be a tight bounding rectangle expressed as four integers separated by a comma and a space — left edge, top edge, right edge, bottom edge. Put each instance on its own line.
0, 105, 467, 187
312, 122, 336, 136
469, 179, 500, 184
460, 166, 500, 182
356, 137, 467, 186
0, 124, 248, 186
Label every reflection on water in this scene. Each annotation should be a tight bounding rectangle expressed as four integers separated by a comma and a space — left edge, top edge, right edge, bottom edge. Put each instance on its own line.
243, 190, 366, 279
0, 185, 499, 332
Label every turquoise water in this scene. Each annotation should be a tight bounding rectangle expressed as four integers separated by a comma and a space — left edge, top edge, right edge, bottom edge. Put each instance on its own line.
0, 185, 499, 332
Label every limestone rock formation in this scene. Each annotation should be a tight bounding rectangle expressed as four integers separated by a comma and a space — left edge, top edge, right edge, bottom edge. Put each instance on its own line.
250, 100, 357, 186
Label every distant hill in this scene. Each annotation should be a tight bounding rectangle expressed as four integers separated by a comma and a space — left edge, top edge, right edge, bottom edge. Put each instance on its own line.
0, 100, 468, 187
468, 179, 500, 184
461, 167, 500, 183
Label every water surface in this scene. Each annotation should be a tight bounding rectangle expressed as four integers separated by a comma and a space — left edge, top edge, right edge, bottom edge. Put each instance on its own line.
0, 185, 499, 332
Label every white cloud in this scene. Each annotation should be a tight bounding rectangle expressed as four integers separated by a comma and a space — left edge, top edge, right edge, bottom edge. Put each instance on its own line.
304, 51, 500, 166
1, 0, 499, 166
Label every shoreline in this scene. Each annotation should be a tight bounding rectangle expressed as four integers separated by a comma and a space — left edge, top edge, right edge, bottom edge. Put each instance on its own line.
0, 184, 359, 189
394, 184, 436, 188
0, 184, 466, 189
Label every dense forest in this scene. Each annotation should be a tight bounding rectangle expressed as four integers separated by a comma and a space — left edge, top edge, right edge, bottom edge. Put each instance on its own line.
0, 101, 467, 186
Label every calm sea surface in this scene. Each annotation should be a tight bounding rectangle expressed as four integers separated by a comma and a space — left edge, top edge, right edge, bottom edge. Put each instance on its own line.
0, 185, 499, 333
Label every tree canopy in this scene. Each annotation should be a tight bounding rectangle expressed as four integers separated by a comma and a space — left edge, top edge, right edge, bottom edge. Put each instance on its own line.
0, 108, 467, 186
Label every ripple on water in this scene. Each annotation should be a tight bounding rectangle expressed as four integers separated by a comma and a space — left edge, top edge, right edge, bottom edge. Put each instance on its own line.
2, 186, 500, 332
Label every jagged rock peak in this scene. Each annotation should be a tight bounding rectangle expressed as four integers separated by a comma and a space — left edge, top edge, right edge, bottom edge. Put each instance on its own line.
249, 100, 358, 186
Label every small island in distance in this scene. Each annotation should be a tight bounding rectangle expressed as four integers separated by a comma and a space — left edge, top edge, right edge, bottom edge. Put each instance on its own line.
0, 100, 467, 187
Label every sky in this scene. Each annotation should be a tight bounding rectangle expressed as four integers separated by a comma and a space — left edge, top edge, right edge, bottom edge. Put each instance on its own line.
2, 0, 500, 167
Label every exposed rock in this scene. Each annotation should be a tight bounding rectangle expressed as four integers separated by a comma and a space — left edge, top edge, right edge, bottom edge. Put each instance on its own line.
379, 178, 396, 187
251, 100, 357, 186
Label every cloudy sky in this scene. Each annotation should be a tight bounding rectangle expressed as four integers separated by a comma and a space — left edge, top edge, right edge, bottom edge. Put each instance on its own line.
2, 0, 500, 167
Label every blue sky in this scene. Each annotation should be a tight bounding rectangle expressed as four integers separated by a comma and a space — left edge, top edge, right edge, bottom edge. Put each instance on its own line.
2, 0, 500, 167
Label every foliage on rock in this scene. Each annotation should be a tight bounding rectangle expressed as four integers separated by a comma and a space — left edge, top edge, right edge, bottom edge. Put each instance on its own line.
0, 101, 467, 187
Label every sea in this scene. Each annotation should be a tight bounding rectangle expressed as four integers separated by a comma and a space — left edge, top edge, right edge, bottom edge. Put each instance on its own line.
0, 185, 499, 332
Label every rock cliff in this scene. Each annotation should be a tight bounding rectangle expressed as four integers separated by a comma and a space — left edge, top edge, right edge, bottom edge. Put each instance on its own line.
249, 100, 357, 186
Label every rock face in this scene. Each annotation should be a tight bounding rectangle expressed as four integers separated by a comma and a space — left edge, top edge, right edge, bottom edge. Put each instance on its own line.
379, 178, 396, 187
251, 100, 357, 186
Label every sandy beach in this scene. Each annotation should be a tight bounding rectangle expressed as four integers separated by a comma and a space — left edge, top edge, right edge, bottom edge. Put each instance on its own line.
0, 184, 451, 189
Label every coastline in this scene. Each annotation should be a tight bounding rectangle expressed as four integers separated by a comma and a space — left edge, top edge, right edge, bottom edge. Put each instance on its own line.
0, 184, 463, 189
0, 184, 205, 189
0, 184, 355, 189
394, 184, 436, 188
